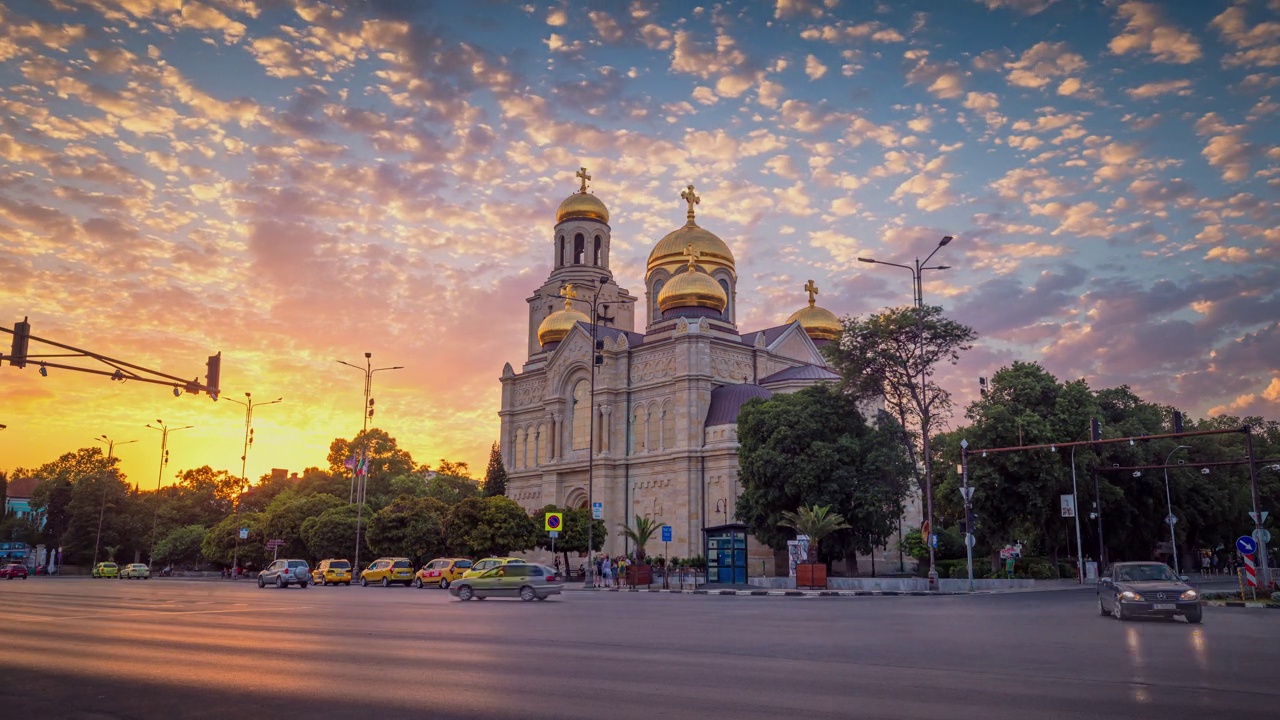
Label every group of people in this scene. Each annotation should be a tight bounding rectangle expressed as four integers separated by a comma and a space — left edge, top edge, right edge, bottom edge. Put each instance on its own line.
594, 554, 630, 588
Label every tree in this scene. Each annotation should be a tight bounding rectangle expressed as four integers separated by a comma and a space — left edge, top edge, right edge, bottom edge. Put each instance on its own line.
445, 496, 537, 558
301, 505, 368, 563
483, 443, 508, 497
327, 429, 417, 511
735, 385, 914, 568
619, 515, 660, 561
203, 512, 266, 568
366, 496, 449, 565
533, 505, 604, 569
423, 472, 481, 505
153, 525, 207, 567
778, 505, 852, 564
260, 492, 345, 559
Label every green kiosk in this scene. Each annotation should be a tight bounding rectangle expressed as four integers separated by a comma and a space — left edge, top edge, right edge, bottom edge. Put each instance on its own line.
703, 523, 748, 585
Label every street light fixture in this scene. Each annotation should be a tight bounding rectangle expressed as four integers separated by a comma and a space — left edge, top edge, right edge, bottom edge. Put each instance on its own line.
92, 434, 137, 568
223, 392, 283, 574
857, 235, 954, 591
1163, 445, 1191, 574
145, 420, 193, 567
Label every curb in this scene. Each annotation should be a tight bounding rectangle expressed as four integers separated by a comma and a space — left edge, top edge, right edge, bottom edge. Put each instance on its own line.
1205, 600, 1280, 610
566, 587, 985, 597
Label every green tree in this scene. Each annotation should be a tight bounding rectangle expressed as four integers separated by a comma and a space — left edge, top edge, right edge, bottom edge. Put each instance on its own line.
619, 515, 660, 561
327, 429, 417, 511
423, 471, 481, 505
735, 385, 913, 569
366, 496, 449, 565
446, 496, 537, 557
300, 505, 368, 563
153, 525, 207, 567
261, 492, 345, 559
202, 512, 266, 569
483, 443, 508, 497
533, 505, 604, 570
778, 505, 852, 564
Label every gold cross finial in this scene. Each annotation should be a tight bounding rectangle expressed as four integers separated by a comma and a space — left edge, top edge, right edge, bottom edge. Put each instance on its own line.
561, 283, 578, 310
804, 279, 818, 307
683, 242, 702, 270
680, 184, 700, 224
576, 166, 591, 193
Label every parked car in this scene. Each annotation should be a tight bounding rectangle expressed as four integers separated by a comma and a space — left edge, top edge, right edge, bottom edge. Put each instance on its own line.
450, 563, 562, 602
360, 557, 414, 587
91, 562, 119, 578
1097, 561, 1201, 623
257, 559, 310, 589
120, 563, 151, 579
1, 564, 28, 579
414, 558, 473, 589
461, 557, 525, 579
312, 559, 353, 586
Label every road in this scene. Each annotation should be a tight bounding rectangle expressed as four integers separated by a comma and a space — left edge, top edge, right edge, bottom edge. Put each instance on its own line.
1, 578, 1276, 719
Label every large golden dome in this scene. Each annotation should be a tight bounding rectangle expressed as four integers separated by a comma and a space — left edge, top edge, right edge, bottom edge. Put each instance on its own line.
647, 184, 734, 276
658, 265, 728, 314
537, 293, 590, 346
556, 166, 610, 224
786, 280, 841, 341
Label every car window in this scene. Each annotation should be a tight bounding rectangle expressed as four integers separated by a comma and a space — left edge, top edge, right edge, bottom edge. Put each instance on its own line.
330, 561, 350, 569
456, 560, 472, 568
288, 561, 307, 568
527, 566, 544, 576
393, 560, 411, 568
1117, 564, 1177, 582
505, 565, 533, 577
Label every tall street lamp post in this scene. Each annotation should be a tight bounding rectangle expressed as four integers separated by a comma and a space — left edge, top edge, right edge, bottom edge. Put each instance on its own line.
1163, 445, 1191, 575
336, 353, 403, 577
561, 275, 610, 589
92, 434, 137, 568
145, 420, 193, 566
223, 392, 282, 574
858, 235, 953, 591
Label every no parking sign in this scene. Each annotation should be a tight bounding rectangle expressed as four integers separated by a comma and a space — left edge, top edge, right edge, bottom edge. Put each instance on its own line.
545, 512, 563, 533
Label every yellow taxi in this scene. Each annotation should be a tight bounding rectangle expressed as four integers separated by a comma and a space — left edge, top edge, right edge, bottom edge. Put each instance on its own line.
92, 562, 119, 578
312, 559, 353, 586
360, 557, 414, 587
462, 557, 525, 579
413, 558, 473, 589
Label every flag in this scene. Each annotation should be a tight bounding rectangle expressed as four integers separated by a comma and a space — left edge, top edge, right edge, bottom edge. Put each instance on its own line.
344, 455, 356, 471
359, 456, 370, 476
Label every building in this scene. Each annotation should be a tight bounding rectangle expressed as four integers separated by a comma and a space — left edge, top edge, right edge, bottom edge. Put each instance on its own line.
4, 476, 40, 524
499, 171, 918, 575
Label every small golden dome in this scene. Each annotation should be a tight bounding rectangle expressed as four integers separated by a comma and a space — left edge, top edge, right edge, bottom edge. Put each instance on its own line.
786, 280, 841, 341
537, 295, 590, 346
658, 262, 728, 314
647, 184, 735, 276
556, 166, 609, 224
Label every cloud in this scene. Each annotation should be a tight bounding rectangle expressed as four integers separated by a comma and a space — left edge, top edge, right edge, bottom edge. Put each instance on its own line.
805, 54, 828, 80
904, 49, 967, 99
1108, 1, 1202, 64
799, 22, 905, 44
975, 0, 1058, 14
1125, 78, 1194, 99
1004, 41, 1087, 90
1194, 112, 1254, 182
1210, 5, 1280, 68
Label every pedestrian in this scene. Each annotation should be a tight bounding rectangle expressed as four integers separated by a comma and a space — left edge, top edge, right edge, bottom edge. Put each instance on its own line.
601, 555, 613, 588
617, 556, 628, 588
1211, 553, 1218, 575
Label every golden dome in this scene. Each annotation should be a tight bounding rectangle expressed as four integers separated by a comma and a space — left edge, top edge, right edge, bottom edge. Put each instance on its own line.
556, 166, 609, 224
647, 184, 735, 276
537, 291, 590, 346
786, 280, 841, 341
658, 264, 728, 314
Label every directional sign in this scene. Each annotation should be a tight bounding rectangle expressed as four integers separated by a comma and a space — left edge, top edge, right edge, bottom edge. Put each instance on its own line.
592, 502, 603, 520
661, 525, 672, 543
239, 528, 248, 540
1254, 528, 1272, 544
929, 533, 938, 549
548, 531, 560, 539
545, 512, 563, 532
266, 538, 285, 548
1237, 535, 1258, 555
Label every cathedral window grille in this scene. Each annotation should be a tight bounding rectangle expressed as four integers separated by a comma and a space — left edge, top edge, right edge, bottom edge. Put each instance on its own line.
573, 233, 585, 265
571, 380, 591, 450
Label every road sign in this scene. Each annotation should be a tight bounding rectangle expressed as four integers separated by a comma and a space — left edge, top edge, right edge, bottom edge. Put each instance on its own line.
960, 486, 974, 502
545, 512, 563, 532
266, 538, 285, 548
1165, 514, 1177, 526
1236, 535, 1258, 555
1254, 528, 1272, 544
548, 531, 560, 539
1249, 511, 1270, 524
929, 533, 938, 549
592, 502, 603, 520
1244, 553, 1258, 587
965, 533, 975, 548
661, 525, 672, 543
1060, 494, 1076, 518
239, 528, 248, 540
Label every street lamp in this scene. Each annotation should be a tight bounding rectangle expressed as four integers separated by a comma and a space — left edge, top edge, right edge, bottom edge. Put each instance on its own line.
715, 498, 728, 525
858, 234, 953, 591
223, 392, 282, 575
1163, 445, 1191, 574
336, 353, 403, 578
92, 435, 137, 568
560, 274, 610, 589
145, 420, 193, 567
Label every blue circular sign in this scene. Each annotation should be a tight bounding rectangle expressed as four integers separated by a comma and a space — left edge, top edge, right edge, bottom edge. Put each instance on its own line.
1237, 535, 1258, 555
547, 515, 561, 530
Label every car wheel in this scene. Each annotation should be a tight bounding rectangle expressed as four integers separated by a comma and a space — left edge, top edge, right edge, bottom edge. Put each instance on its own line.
1098, 597, 1108, 616
381, 577, 389, 588
360, 577, 368, 587
344, 582, 351, 586
1185, 607, 1203, 624
439, 578, 450, 589
1115, 602, 1128, 621
457, 585, 474, 601
276, 576, 285, 589
520, 586, 536, 602
257, 577, 265, 588
536, 596, 547, 601
413, 578, 422, 589
298, 579, 308, 589
318, 577, 326, 586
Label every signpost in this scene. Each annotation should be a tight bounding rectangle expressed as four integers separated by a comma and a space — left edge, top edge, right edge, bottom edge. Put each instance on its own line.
592, 502, 603, 520
545, 512, 563, 559
1237, 535, 1258, 600
661, 525, 672, 589
266, 538, 285, 561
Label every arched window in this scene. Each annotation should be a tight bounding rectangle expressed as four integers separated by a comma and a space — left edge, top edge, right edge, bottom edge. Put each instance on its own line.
515, 427, 526, 469
574, 233, 585, 264
718, 278, 731, 321
534, 423, 543, 466
645, 403, 658, 452
571, 380, 591, 450
594, 235, 602, 265
662, 400, 676, 450
651, 279, 664, 321
557, 236, 564, 267
632, 405, 647, 453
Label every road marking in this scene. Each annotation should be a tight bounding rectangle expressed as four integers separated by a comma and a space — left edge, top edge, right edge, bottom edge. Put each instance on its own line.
6, 606, 308, 622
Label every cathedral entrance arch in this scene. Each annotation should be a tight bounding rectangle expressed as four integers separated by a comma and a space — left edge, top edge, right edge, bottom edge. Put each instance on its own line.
565, 488, 588, 509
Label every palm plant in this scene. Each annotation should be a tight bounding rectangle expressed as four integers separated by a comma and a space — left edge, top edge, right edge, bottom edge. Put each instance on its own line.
777, 504, 851, 564
619, 515, 660, 562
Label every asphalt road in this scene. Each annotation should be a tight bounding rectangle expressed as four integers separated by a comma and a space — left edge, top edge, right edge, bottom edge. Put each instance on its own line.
1, 578, 1276, 719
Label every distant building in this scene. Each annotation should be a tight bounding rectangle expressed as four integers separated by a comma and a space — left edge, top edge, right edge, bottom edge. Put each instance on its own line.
4, 476, 40, 525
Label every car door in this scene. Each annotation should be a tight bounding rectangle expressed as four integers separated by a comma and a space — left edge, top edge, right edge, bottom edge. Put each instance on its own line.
499, 565, 533, 597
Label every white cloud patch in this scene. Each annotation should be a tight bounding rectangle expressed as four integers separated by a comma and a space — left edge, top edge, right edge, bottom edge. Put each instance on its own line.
1210, 5, 1280, 68
1125, 78, 1194, 99
1108, 1, 1202, 64
1005, 41, 1087, 90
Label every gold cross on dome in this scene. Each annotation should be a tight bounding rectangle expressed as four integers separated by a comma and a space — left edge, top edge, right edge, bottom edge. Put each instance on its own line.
804, 279, 819, 307
683, 242, 702, 270
576, 166, 591, 193
561, 283, 578, 309
680, 184, 700, 223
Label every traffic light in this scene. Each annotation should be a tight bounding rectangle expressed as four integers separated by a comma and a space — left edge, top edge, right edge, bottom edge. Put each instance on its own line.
9, 316, 30, 368
1090, 417, 1103, 453
367, 397, 375, 419
205, 352, 221, 400
1173, 411, 1183, 434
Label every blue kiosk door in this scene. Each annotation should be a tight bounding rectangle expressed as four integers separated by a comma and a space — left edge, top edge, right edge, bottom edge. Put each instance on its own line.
704, 524, 748, 585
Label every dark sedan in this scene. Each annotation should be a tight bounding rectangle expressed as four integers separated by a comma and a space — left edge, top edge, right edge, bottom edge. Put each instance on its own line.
1097, 561, 1201, 623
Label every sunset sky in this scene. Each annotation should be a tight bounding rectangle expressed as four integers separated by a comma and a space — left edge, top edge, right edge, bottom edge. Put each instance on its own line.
1, 0, 1278, 491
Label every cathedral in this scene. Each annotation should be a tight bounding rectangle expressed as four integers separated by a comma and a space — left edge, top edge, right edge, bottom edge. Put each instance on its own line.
499, 169, 907, 576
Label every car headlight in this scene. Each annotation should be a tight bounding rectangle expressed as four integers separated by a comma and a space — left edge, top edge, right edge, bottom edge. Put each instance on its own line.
1120, 590, 1143, 601
1180, 590, 1198, 601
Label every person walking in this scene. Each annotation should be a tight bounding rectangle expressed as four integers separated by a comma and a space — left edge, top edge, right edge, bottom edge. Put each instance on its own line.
601, 555, 613, 588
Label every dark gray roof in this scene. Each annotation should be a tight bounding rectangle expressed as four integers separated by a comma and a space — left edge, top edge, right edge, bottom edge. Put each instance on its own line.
705, 384, 773, 426
738, 323, 794, 347
574, 322, 645, 347
760, 364, 840, 383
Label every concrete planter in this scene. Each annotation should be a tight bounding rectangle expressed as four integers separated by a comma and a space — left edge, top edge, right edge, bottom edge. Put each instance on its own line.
796, 563, 827, 589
